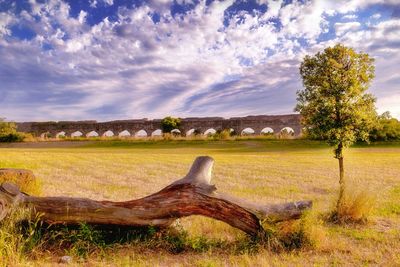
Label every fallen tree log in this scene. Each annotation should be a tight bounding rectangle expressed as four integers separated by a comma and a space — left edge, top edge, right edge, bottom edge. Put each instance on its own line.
0, 156, 312, 236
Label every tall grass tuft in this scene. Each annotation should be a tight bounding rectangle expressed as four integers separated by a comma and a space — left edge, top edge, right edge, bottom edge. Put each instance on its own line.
0, 208, 41, 266
261, 212, 326, 252
330, 188, 376, 224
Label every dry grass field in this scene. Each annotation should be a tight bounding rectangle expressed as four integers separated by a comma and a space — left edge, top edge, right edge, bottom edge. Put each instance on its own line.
0, 139, 399, 266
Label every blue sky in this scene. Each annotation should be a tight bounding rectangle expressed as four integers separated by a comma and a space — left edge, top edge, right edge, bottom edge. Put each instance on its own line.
0, 0, 399, 121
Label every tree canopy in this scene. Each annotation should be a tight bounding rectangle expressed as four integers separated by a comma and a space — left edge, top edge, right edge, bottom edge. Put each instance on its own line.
296, 44, 377, 157
161, 116, 181, 134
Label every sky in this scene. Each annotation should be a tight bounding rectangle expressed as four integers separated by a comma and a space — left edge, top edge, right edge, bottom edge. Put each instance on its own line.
0, 0, 399, 122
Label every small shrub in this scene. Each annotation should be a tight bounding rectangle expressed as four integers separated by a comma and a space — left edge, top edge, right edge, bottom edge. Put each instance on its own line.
211, 129, 232, 140
0, 119, 26, 143
66, 224, 107, 257
0, 132, 25, 142
162, 133, 175, 141
233, 235, 264, 254
278, 129, 294, 139
219, 129, 232, 140
21, 133, 35, 142
161, 227, 188, 253
275, 214, 325, 250
262, 212, 326, 251
330, 189, 376, 224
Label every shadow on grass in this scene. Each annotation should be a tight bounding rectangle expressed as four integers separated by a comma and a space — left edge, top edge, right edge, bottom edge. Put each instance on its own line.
12, 218, 320, 259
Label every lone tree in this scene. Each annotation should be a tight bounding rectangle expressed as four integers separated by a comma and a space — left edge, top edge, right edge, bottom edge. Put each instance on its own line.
295, 44, 377, 216
161, 116, 181, 134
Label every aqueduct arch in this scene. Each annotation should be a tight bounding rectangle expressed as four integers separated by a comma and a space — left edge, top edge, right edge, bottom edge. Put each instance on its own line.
16, 114, 302, 138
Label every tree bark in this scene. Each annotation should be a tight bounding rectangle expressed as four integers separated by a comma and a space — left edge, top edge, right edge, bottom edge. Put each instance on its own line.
0, 156, 312, 236
336, 142, 345, 212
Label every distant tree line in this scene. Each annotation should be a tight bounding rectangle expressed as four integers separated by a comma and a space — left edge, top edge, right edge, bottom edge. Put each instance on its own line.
300, 111, 400, 142
369, 111, 400, 141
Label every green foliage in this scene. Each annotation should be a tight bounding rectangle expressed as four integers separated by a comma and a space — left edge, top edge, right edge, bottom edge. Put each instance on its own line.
0, 118, 17, 136
64, 224, 106, 257
211, 129, 232, 140
0, 119, 25, 143
296, 44, 377, 157
161, 116, 181, 133
370, 112, 400, 141
0, 133, 25, 142
0, 118, 26, 143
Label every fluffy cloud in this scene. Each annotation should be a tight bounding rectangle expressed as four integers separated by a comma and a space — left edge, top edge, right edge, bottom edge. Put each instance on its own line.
0, 0, 399, 121
0, 12, 14, 37
334, 21, 361, 36
342, 14, 358, 20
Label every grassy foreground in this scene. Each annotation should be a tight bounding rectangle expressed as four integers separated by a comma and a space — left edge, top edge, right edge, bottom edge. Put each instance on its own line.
0, 139, 399, 266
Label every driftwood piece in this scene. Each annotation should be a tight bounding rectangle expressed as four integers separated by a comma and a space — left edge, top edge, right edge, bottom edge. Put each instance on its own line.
0, 156, 312, 236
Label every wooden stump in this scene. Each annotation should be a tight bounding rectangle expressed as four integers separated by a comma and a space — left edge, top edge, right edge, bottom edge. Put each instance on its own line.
0, 156, 312, 236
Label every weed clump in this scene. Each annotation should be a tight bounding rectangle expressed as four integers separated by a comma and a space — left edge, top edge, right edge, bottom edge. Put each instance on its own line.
261, 212, 326, 252
0, 208, 41, 266
330, 189, 376, 224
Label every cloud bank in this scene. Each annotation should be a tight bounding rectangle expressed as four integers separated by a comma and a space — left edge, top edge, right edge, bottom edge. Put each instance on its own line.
0, 0, 399, 121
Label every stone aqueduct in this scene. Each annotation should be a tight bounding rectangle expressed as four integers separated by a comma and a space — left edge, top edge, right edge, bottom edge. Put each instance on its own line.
16, 114, 302, 138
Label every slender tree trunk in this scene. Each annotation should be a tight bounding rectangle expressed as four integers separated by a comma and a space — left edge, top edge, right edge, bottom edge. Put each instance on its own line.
336, 142, 345, 212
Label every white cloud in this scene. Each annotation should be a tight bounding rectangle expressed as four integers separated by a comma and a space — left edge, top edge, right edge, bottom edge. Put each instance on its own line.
78, 10, 87, 24
371, 13, 381, 19
0, 0, 399, 121
260, 0, 283, 19
342, 14, 358, 20
0, 12, 14, 37
89, 0, 97, 8
334, 21, 361, 36
103, 0, 113, 6
279, 0, 328, 40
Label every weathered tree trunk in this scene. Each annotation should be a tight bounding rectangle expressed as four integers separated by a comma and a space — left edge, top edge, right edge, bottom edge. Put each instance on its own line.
336, 141, 345, 212
0, 156, 312, 236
